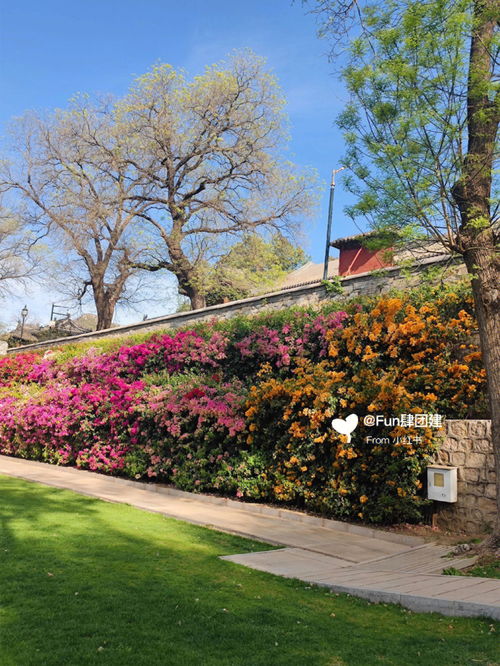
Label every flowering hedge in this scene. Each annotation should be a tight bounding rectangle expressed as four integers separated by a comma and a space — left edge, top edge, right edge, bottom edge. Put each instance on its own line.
0, 284, 487, 524
244, 294, 486, 523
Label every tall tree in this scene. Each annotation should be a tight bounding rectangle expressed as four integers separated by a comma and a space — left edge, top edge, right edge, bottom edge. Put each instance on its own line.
311, 0, 499, 542
1, 108, 152, 329
115, 50, 317, 309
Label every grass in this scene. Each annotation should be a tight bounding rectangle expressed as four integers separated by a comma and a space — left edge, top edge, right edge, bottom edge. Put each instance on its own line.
443, 561, 500, 580
466, 562, 500, 579
0, 476, 498, 666
442, 540, 500, 580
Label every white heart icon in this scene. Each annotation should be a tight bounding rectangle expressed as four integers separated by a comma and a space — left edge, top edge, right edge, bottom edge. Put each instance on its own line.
331, 414, 359, 443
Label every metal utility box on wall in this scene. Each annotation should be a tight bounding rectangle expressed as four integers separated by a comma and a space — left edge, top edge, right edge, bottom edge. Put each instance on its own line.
427, 465, 457, 503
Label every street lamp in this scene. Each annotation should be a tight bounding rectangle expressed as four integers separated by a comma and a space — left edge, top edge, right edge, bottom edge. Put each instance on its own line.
322, 166, 346, 281
20, 305, 28, 340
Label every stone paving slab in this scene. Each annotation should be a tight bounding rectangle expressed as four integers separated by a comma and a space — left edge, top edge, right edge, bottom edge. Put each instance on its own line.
221, 548, 348, 577
350, 543, 476, 574
1, 455, 497, 620
223, 549, 500, 619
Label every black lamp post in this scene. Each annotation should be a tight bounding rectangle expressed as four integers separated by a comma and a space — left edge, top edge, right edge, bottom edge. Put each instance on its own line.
20, 305, 28, 340
322, 166, 346, 281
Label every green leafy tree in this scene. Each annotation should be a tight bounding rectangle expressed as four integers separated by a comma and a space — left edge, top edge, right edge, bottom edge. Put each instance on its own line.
311, 0, 499, 543
202, 233, 308, 305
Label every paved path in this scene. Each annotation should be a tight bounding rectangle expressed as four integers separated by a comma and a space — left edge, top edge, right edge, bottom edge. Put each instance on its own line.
1, 455, 499, 620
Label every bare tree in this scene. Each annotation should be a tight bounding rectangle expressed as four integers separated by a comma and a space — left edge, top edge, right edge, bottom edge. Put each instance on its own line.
1, 107, 154, 329
113, 50, 318, 309
0, 204, 39, 297
1, 52, 316, 316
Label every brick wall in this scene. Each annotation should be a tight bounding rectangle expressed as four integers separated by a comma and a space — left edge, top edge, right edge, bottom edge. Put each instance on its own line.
433, 420, 496, 533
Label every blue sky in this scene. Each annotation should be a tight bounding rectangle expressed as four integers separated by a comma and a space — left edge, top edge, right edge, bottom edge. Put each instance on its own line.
0, 0, 363, 326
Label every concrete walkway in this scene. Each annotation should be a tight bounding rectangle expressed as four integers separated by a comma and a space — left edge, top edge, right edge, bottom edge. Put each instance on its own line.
1, 455, 499, 620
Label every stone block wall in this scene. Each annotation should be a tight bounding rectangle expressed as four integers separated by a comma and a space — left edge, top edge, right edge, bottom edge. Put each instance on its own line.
5, 255, 460, 354
433, 420, 496, 534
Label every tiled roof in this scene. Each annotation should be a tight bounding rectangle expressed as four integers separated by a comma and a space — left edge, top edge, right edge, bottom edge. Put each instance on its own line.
330, 232, 379, 249
276, 258, 339, 289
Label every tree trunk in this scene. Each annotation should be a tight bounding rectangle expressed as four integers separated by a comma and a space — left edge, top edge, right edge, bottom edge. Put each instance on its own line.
183, 283, 206, 310
94, 291, 115, 330
451, 0, 500, 545
462, 241, 500, 545
168, 235, 207, 310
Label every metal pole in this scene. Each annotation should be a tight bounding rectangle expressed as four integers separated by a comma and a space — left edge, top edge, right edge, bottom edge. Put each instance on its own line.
20, 305, 28, 340
322, 167, 345, 281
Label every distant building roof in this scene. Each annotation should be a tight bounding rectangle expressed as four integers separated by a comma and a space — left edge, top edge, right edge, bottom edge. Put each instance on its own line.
8, 325, 38, 343
66, 313, 98, 332
5, 312, 99, 346
276, 258, 339, 289
330, 231, 384, 250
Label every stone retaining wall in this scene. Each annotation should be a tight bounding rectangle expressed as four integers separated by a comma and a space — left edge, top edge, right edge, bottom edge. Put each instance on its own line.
6, 255, 457, 354
434, 420, 496, 534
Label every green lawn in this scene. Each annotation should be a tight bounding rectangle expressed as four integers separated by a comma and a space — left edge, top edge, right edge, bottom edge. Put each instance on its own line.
0, 476, 498, 666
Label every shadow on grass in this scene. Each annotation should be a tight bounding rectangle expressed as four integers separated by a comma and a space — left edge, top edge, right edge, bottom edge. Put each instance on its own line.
0, 475, 498, 666
0, 475, 99, 545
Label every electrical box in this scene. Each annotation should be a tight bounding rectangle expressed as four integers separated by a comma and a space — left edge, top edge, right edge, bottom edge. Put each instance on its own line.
427, 465, 457, 503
